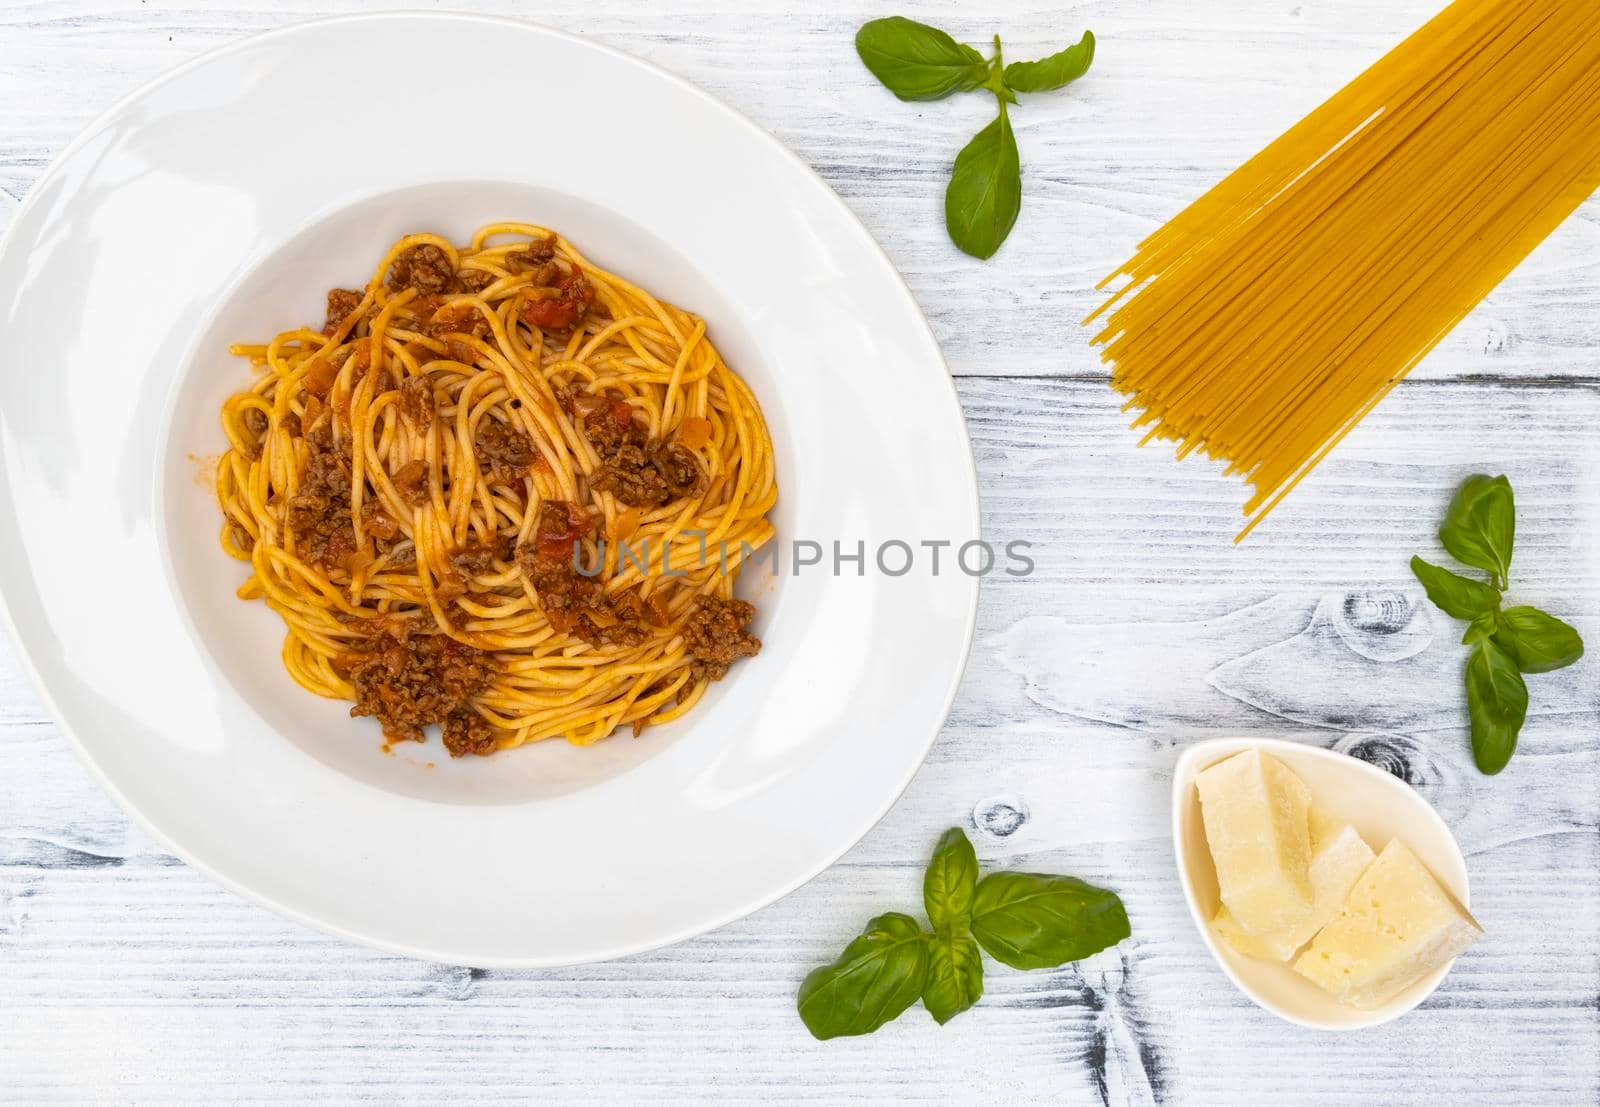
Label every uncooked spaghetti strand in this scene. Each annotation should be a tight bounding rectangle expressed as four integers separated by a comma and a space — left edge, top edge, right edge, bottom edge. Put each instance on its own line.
1091, 0, 1600, 538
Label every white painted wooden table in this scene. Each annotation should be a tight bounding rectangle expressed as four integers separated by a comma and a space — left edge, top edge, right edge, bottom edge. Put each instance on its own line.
2, 2, 1597, 1102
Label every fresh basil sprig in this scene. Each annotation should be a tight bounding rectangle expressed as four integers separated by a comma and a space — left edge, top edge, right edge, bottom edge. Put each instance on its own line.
797, 828, 1129, 1039
1411, 474, 1584, 774
854, 18, 1097, 259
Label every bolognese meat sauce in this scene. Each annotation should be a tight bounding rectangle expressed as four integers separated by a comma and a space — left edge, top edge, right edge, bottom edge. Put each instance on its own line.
518, 500, 650, 648
323, 288, 362, 335
567, 388, 705, 508
343, 630, 499, 756
398, 376, 433, 431
384, 244, 495, 298
451, 531, 516, 578
386, 244, 456, 295
286, 442, 357, 570
683, 597, 761, 681
475, 418, 537, 483
519, 265, 594, 334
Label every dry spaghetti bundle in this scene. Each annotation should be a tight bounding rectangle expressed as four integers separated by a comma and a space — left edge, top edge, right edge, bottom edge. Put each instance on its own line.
1089, 0, 1600, 538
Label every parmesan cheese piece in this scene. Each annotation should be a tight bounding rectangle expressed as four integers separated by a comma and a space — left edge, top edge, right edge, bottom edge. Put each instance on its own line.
1213, 809, 1376, 961
1195, 749, 1314, 933
1293, 839, 1483, 1008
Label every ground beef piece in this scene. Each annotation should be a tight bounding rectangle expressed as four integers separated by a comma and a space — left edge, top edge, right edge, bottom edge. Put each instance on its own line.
575, 609, 651, 649
507, 236, 556, 272
517, 500, 649, 647
382, 548, 417, 574
392, 459, 429, 507
575, 390, 706, 507
323, 288, 362, 335
658, 444, 702, 492
286, 446, 356, 569
683, 597, 761, 682
515, 261, 559, 287
518, 265, 594, 333
507, 241, 559, 286
421, 301, 491, 341
304, 418, 333, 451
591, 441, 704, 507
451, 548, 493, 577
518, 501, 599, 628
454, 268, 495, 293
387, 244, 456, 295
345, 631, 496, 753
398, 376, 434, 431
280, 411, 302, 438
475, 418, 536, 482
442, 707, 498, 757
451, 532, 516, 577
585, 591, 653, 648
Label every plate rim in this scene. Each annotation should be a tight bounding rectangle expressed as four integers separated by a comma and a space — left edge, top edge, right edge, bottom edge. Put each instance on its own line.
0, 10, 982, 965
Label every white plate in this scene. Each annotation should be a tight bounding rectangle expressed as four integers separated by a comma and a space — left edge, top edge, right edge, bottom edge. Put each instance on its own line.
0, 14, 980, 965
1172, 738, 1473, 1030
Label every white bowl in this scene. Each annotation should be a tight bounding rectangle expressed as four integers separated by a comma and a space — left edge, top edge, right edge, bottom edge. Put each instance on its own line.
1172, 737, 1472, 1029
0, 15, 980, 965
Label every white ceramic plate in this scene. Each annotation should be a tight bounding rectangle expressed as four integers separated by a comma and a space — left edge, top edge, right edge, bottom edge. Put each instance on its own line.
0, 14, 980, 965
1172, 738, 1473, 1030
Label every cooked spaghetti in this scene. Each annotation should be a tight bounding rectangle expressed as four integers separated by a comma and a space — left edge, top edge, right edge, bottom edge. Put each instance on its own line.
216, 224, 777, 756
1089, 0, 1600, 539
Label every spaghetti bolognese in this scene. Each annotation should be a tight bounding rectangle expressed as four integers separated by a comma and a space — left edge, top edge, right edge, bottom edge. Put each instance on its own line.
215, 224, 777, 756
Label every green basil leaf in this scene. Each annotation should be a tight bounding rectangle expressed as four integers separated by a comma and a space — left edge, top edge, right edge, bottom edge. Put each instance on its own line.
1003, 30, 1096, 93
970, 872, 1130, 970
1466, 639, 1528, 775
1440, 474, 1515, 590
1495, 606, 1585, 673
1410, 556, 1501, 621
796, 912, 929, 1040
1462, 611, 1497, 646
924, 827, 980, 936
855, 17, 989, 102
922, 934, 983, 1025
945, 108, 1022, 259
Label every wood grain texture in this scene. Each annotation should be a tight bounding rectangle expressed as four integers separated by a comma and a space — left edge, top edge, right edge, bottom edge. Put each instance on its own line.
1, 2, 1598, 1104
